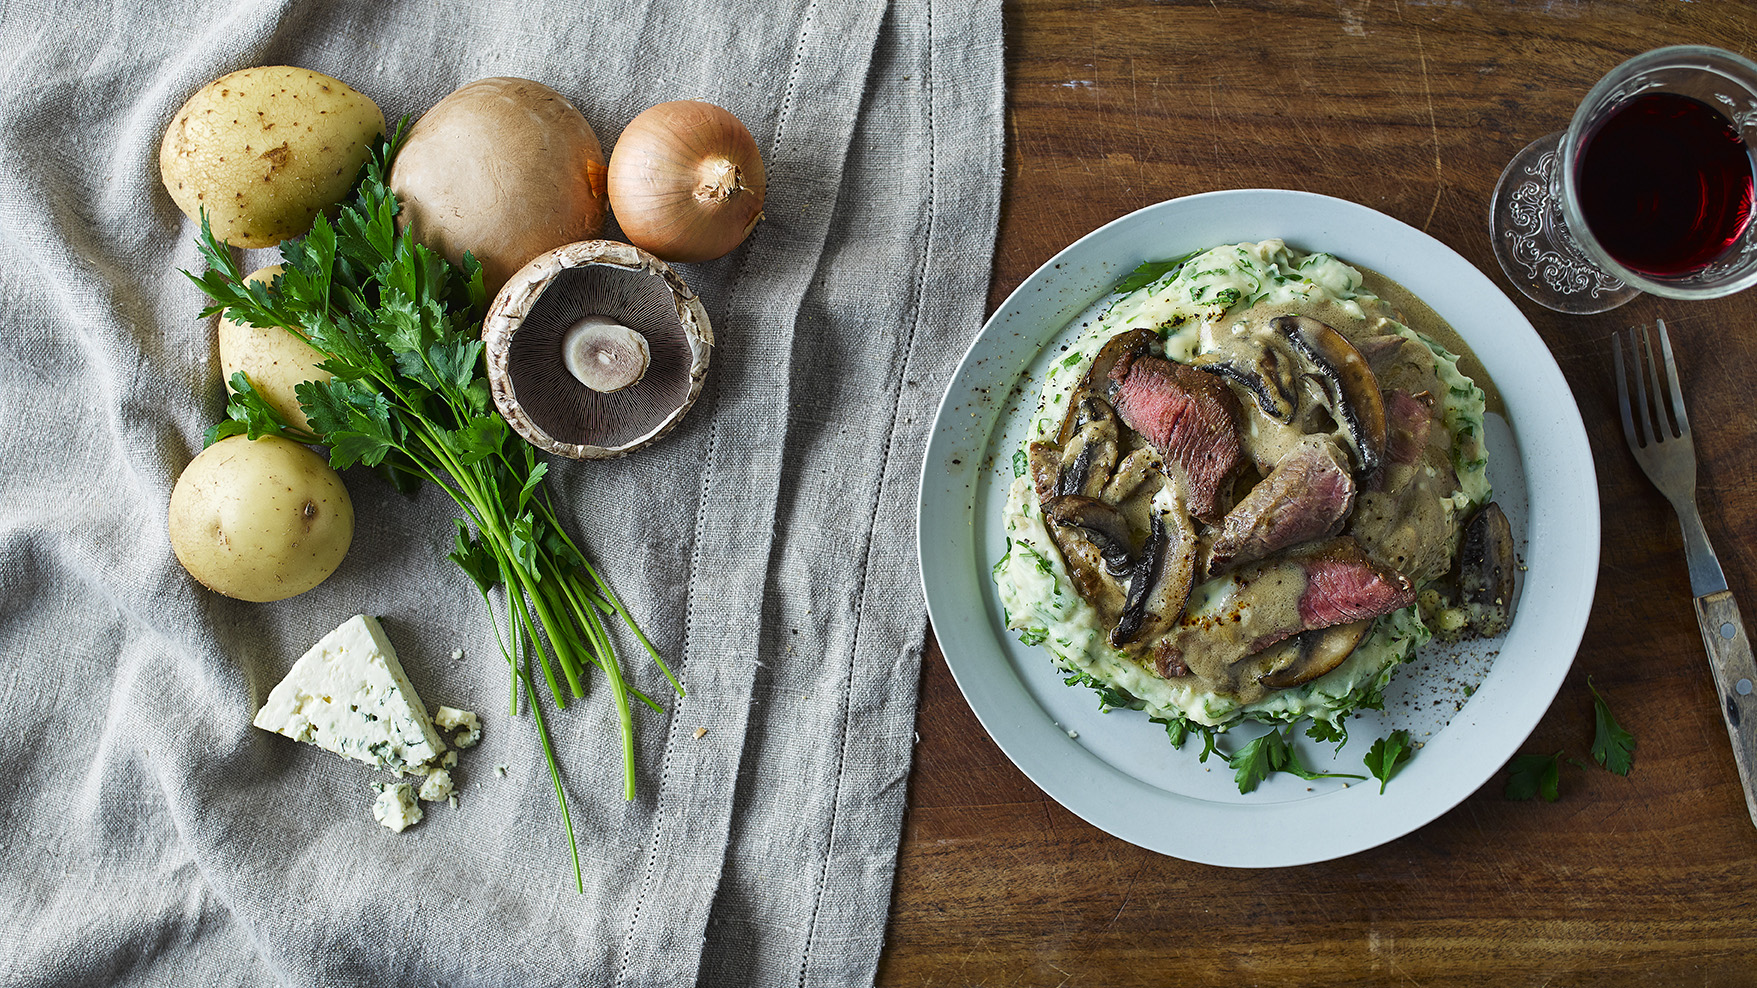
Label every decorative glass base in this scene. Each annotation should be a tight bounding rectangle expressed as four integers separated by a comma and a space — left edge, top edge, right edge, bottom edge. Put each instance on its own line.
1490, 132, 1639, 314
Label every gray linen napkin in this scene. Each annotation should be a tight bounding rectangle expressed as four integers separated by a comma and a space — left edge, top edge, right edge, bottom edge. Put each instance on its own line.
0, 1, 1004, 985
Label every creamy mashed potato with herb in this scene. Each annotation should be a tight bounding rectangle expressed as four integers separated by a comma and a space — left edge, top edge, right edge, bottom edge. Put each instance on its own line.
993, 241, 1489, 735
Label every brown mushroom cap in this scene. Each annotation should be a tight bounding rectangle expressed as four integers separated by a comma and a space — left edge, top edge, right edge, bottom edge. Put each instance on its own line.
389, 78, 608, 296
483, 241, 712, 459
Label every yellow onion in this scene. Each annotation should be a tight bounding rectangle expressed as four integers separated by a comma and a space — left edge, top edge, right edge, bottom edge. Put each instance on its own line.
607, 101, 765, 263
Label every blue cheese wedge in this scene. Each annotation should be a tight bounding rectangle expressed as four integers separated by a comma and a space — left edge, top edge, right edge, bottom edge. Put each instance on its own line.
253, 614, 448, 776
371, 782, 423, 832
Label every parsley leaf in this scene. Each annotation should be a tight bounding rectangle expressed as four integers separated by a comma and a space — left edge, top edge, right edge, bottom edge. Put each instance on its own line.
1588, 677, 1635, 776
1061, 669, 1140, 711
1230, 726, 1365, 794
1364, 730, 1414, 794
1113, 250, 1201, 294
1505, 752, 1563, 802
1305, 716, 1349, 750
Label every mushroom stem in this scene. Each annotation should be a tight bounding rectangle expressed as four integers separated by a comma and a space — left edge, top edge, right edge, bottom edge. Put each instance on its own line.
562, 316, 651, 393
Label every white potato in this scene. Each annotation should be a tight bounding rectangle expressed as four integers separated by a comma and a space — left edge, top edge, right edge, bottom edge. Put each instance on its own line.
216, 264, 330, 433
168, 435, 353, 602
160, 66, 384, 248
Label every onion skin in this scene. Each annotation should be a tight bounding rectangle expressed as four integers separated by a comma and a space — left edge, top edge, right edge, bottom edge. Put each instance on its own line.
608, 101, 765, 263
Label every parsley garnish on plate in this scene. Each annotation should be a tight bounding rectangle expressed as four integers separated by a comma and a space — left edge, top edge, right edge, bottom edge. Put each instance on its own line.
1364, 730, 1414, 794
1111, 251, 1202, 295
184, 125, 681, 891
1230, 726, 1365, 794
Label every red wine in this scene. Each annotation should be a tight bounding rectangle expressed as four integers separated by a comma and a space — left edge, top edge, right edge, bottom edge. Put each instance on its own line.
1576, 91, 1755, 277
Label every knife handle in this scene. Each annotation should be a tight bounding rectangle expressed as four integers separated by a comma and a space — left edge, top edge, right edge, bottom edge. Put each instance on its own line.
1693, 590, 1757, 829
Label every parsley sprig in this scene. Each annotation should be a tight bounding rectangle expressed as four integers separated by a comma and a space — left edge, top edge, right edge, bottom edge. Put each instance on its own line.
1503, 676, 1635, 802
1230, 725, 1365, 793
185, 126, 682, 890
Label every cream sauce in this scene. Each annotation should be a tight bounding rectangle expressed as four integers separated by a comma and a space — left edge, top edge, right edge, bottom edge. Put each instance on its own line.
996, 241, 1488, 727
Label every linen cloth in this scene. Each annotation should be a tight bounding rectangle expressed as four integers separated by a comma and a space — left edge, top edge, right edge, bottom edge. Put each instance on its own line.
0, 1, 1004, 984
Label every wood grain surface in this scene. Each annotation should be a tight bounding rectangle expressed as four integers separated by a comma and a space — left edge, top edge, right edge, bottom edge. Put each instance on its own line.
880, 2, 1757, 985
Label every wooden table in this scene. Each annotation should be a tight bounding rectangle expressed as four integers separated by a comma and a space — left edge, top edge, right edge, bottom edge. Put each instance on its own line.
881, 3, 1757, 984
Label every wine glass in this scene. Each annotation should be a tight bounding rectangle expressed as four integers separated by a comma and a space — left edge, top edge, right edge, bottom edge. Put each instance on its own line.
1490, 46, 1757, 315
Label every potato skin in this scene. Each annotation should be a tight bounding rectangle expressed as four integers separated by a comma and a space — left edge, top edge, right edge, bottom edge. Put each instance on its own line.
389, 77, 607, 294
216, 264, 331, 433
160, 66, 384, 248
168, 435, 354, 602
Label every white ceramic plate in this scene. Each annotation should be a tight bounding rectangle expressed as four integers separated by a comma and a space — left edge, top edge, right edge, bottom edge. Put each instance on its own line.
917, 190, 1599, 867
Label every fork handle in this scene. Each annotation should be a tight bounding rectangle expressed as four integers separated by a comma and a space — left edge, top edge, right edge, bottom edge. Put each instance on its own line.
1693, 590, 1757, 829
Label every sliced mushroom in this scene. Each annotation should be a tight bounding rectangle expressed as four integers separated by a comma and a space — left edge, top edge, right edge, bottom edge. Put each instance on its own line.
1457, 501, 1517, 637
483, 240, 712, 459
1110, 507, 1198, 648
1272, 315, 1388, 474
1046, 526, 1128, 621
1044, 494, 1135, 576
1101, 447, 1160, 503
1192, 314, 1388, 475
1193, 343, 1300, 423
1255, 619, 1372, 689
1027, 441, 1062, 504
1055, 394, 1121, 498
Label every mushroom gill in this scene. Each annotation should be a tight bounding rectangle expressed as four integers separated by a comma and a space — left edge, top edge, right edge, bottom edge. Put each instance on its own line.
484, 241, 713, 459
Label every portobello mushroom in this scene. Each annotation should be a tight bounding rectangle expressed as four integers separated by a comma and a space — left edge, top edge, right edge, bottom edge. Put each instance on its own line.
1102, 447, 1161, 503
1045, 525, 1128, 621
1191, 314, 1387, 475
1273, 315, 1388, 474
1109, 507, 1198, 648
1043, 494, 1136, 576
1256, 619, 1373, 689
1456, 501, 1517, 636
1055, 394, 1122, 498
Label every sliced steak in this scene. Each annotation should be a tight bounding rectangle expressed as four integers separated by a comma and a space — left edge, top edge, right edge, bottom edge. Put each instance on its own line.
1157, 537, 1413, 702
1207, 437, 1354, 573
1296, 539, 1417, 628
1368, 389, 1434, 495
1107, 352, 1244, 523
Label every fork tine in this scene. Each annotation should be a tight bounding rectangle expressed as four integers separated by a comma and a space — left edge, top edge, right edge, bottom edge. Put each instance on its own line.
1655, 318, 1691, 437
1640, 323, 1675, 441
1630, 326, 1655, 446
1613, 331, 1641, 449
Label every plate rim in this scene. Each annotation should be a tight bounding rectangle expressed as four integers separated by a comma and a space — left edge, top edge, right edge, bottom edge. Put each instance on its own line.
916, 188, 1601, 867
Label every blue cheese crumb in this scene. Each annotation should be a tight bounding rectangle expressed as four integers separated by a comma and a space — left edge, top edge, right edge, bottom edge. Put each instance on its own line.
418, 768, 454, 803
371, 783, 422, 833
434, 705, 481, 748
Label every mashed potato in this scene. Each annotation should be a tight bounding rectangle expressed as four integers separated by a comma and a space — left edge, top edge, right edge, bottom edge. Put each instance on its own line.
993, 241, 1488, 735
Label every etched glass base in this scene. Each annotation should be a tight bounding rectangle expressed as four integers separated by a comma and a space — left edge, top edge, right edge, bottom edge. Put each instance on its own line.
1490, 132, 1639, 314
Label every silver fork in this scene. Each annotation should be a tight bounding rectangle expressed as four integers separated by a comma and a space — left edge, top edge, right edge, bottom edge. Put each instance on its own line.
1615, 319, 1757, 828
